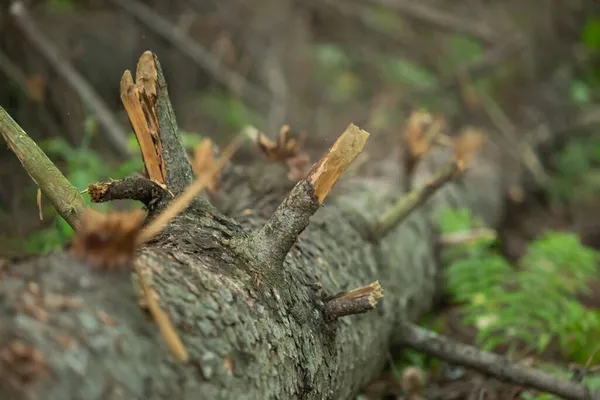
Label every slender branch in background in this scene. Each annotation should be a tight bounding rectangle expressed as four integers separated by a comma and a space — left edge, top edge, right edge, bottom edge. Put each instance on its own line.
244, 124, 369, 269
477, 90, 550, 187
398, 321, 600, 400
323, 281, 384, 321
372, 129, 484, 241
0, 48, 62, 139
363, 0, 497, 44
371, 161, 459, 241
108, 0, 271, 109
9, 1, 131, 159
0, 106, 86, 229
439, 227, 497, 247
398, 37, 527, 107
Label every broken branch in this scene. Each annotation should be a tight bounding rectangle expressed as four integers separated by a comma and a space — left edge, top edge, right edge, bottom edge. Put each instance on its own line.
243, 123, 369, 268
88, 176, 169, 207
371, 161, 458, 241
9, 1, 131, 158
372, 129, 484, 241
398, 321, 600, 400
323, 281, 384, 321
0, 106, 85, 229
121, 51, 193, 195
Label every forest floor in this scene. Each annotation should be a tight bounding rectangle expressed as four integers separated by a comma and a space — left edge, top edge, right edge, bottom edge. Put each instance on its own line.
361, 193, 600, 400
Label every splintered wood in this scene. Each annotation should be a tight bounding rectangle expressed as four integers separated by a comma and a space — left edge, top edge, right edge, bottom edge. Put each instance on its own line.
403, 110, 446, 161
453, 128, 485, 171
249, 124, 311, 181
135, 261, 189, 362
120, 51, 166, 186
191, 138, 219, 193
307, 123, 369, 204
70, 208, 146, 270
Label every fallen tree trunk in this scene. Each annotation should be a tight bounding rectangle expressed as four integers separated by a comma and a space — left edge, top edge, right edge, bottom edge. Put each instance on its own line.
0, 52, 506, 400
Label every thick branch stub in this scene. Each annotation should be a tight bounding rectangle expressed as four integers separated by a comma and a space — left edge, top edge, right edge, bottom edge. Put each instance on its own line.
244, 124, 369, 269
323, 281, 384, 322
398, 322, 600, 400
0, 106, 85, 229
88, 176, 169, 208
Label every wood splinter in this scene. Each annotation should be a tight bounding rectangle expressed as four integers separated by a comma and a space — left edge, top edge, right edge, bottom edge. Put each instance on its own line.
323, 281, 384, 321
243, 123, 369, 268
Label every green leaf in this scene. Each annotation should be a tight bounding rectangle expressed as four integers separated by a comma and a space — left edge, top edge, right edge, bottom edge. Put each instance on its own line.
379, 56, 438, 89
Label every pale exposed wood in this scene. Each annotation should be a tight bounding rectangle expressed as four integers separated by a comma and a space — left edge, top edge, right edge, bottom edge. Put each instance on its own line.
307, 123, 369, 204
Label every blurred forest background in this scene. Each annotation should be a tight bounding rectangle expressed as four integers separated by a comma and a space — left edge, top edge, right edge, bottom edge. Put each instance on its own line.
1, 0, 600, 397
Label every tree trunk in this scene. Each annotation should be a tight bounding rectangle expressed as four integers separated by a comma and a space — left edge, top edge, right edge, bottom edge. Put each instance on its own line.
0, 139, 505, 400
0, 50, 506, 399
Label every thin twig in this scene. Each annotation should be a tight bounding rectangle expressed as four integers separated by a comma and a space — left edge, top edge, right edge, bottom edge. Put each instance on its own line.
477, 90, 550, 187
371, 160, 459, 241
9, 1, 131, 158
398, 321, 600, 400
364, 0, 497, 43
0, 106, 85, 229
372, 129, 484, 241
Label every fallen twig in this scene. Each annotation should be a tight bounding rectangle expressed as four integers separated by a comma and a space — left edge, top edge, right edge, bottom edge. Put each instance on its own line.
398, 321, 600, 400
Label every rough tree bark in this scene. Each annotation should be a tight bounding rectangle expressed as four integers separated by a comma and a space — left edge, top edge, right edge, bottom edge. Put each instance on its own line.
0, 52, 506, 400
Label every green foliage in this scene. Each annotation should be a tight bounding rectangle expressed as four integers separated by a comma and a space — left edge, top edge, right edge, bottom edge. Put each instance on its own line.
197, 91, 263, 131
313, 44, 361, 103
44, 0, 80, 12
547, 135, 600, 204
441, 35, 484, 70
378, 55, 438, 89
439, 208, 600, 364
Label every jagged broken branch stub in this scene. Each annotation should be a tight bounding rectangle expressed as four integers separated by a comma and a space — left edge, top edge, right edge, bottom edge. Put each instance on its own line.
323, 281, 384, 321
243, 123, 369, 269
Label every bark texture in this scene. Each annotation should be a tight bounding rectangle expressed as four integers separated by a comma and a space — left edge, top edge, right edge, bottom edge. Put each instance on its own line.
0, 138, 505, 399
